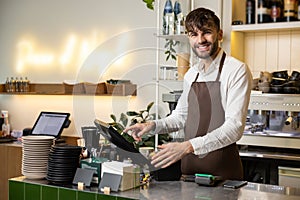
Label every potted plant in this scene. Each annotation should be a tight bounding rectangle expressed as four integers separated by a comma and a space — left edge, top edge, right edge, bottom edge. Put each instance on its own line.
109, 102, 171, 150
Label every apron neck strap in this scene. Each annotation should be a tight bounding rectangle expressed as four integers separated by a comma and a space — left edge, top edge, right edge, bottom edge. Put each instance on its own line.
215, 51, 226, 81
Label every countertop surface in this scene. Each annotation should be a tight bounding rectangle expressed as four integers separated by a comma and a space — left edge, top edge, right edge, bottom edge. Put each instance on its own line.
10, 176, 300, 200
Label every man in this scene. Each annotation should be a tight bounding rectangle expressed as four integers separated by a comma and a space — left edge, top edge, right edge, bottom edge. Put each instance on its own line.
124, 7, 252, 180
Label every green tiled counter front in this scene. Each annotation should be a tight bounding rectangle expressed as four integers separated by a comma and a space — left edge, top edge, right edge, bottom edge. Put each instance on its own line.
9, 176, 300, 200
9, 177, 135, 200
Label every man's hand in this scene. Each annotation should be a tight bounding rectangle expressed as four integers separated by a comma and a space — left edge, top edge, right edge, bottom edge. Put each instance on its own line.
123, 121, 155, 141
151, 141, 194, 168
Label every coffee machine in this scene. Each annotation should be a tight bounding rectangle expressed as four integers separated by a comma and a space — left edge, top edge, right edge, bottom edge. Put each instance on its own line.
162, 90, 184, 141
239, 93, 300, 186
162, 90, 182, 116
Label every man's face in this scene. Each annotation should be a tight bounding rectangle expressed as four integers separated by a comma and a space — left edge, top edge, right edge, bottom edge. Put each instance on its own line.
187, 25, 222, 60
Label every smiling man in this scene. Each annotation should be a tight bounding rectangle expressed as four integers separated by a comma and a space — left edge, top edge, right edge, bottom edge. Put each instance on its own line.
124, 7, 252, 180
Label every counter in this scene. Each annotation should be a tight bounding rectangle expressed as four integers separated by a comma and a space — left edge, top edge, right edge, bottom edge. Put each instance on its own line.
9, 176, 300, 200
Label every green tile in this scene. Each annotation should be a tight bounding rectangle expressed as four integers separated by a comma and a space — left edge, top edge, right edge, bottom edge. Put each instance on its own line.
25, 183, 41, 200
9, 180, 24, 200
97, 193, 116, 200
42, 185, 58, 200
78, 190, 96, 200
58, 187, 77, 200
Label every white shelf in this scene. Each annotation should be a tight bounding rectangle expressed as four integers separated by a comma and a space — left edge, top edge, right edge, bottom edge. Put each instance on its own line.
156, 34, 188, 42
232, 21, 300, 32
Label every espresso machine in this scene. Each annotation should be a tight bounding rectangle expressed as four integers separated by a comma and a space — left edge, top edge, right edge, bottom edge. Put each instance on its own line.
162, 90, 184, 141
162, 90, 182, 116
239, 93, 300, 187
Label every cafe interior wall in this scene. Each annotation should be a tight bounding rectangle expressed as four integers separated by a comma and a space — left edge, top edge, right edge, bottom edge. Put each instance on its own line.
0, 0, 172, 137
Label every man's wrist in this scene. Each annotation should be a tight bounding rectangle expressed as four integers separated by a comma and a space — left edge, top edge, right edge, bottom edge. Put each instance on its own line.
185, 141, 194, 154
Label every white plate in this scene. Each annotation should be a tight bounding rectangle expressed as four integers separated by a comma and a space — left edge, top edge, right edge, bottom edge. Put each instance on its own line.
22, 172, 46, 179
22, 163, 47, 167
22, 135, 55, 140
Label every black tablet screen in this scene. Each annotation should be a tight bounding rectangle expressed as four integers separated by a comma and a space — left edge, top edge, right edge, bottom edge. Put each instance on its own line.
31, 112, 70, 137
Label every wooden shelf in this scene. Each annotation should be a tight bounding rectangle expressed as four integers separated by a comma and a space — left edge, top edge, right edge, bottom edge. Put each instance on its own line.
0, 83, 137, 96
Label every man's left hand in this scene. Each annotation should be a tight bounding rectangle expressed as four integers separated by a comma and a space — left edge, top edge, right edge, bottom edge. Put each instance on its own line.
151, 141, 194, 168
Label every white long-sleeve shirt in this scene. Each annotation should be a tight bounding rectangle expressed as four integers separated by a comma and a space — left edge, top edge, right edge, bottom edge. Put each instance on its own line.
154, 49, 252, 156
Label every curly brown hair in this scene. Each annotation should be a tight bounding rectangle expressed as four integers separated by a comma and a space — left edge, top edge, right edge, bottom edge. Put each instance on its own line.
185, 7, 220, 33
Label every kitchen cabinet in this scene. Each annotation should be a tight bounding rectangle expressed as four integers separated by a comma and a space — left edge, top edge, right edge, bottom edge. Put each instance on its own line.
0, 143, 22, 200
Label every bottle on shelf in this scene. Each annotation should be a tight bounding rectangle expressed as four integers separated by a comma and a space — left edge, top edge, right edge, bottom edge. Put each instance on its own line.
19, 77, 24, 92
257, 0, 272, 23
297, 0, 300, 21
1, 110, 10, 137
163, 0, 174, 35
246, 0, 256, 24
5, 77, 10, 92
283, 0, 297, 21
9, 77, 15, 92
15, 77, 19, 92
23, 77, 30, 92
270, 0, 283, 22
174, 1, 185, 34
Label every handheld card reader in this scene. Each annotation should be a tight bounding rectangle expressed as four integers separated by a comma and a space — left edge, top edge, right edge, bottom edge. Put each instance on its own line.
195, 174, 221, 186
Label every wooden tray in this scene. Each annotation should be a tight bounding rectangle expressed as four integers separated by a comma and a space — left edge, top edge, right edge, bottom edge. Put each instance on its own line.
106, 83, 137, 96
63, 82, 85, 94
84, 82, 107, 95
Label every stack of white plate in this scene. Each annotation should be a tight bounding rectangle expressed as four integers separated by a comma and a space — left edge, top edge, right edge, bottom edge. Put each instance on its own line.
22, 135, 54, 179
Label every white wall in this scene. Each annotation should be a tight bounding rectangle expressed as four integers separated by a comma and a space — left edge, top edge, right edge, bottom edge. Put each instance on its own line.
0, 0, 173, 137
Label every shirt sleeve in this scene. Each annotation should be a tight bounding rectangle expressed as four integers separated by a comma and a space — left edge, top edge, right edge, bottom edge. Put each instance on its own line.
154, 69, 194, 135
190, 62, 252, 156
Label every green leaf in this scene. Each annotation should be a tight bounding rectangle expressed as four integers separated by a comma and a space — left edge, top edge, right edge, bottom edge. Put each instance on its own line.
114, 123, 125, 133
164, 42, 169, 48
143, 0, 155, 10
126, 111, 139, 116
166, 54, 170, 61
110, 114, 117, 122
120, 113, 128, 127
147, 102, 154, 112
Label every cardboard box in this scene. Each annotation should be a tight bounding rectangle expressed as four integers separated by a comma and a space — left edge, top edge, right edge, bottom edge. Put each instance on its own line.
101, 161, 140, 191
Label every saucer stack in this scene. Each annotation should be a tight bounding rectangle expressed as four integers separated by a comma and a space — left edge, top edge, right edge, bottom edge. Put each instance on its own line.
46, 144, 82, 185
22, 135, 54, 179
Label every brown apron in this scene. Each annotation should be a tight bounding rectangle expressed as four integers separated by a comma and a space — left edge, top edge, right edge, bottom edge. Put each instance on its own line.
181, 52, 243, 180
